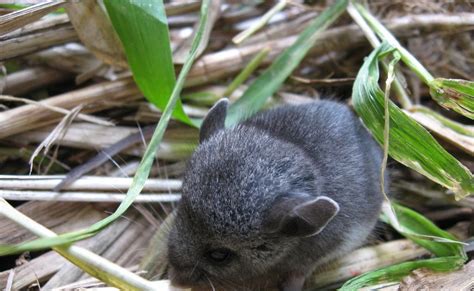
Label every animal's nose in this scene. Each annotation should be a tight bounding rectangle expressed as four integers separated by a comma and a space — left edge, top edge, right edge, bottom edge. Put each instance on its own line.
168, 264, 204, 288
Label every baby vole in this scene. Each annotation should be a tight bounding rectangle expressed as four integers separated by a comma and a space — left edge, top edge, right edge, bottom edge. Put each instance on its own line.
167, 99, 385, 291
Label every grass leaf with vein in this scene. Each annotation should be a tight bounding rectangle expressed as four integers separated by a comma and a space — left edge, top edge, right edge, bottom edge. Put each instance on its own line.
352, 42, 474, 199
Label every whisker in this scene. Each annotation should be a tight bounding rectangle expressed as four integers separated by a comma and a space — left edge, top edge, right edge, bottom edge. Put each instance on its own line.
190, 259, 200, 277
205, 275, 216, 291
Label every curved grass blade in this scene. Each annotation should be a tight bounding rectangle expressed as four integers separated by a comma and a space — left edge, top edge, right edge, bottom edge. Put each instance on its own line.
383, 203, 466, 259
225, 0, 348, 126
352, 42, 474, 198
104, 0, 194, 126
0, 0, 210, 256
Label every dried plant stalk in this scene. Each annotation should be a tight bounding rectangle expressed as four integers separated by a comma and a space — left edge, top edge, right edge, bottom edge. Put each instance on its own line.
0, 95, 112, 126
26, 44, 104, 76
0, 190, 181, 203
0, 22, 77, 61
0, 251, 65, 290
398, 260, 474, 290
0, 175, 181, 192
13, 122, 197, 162
165, 0, 200, 16
0, 1, 65, 35
0, 79, 140, 139
2, 14, 69, 39
1, 67, 72, 96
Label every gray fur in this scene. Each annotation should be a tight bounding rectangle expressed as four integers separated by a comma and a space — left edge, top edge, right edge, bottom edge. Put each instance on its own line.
167, 100, 385, 291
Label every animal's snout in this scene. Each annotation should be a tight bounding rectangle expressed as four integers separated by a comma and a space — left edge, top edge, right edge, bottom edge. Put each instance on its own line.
168, 264, 204, 288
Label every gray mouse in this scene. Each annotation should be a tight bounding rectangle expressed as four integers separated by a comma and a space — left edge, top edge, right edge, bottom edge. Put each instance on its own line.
167, 99, 385, 291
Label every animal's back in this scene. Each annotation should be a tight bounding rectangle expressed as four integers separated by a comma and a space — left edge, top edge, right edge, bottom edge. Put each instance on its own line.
244, 101, 383, 199
244, 101, 384, 265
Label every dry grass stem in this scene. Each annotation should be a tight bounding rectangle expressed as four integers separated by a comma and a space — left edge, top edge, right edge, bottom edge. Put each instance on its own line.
399, 260, 474, 290
0, 251, 65, 290
0, 78, 140, 139
0, 190, 181, 203
13, 123, 197, 161
0, 175, 181, 191
26, 44, 105, 77
0, 18, 77, 61
2, 14, 69, 39
165, 0, 200, 16
1, 66, 72, 96
0, 1, 65, 35
28, 105, 83, 174
0, 95, 112, 126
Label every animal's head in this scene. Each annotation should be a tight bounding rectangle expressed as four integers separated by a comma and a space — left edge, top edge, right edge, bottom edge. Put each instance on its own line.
167, 100, 339, 289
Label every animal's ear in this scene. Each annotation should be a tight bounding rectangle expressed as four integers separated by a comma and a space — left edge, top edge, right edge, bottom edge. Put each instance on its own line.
262, 195, 339, 237
200, 98, 229, 143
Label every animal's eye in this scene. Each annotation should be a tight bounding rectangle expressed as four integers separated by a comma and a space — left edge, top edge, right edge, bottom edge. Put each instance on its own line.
206, 248, 234, 264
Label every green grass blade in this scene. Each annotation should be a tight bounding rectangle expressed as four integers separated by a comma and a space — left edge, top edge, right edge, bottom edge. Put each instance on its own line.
430, 78, 474, 120
340, 202, 467, 290
225, 0, 348, 126
352, 42, 474, 198
0, 0, 210, 256
104, 0, 194, 126
383, 203, 466, 258
0, 4, 26, 9
340, 256, 465, 290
